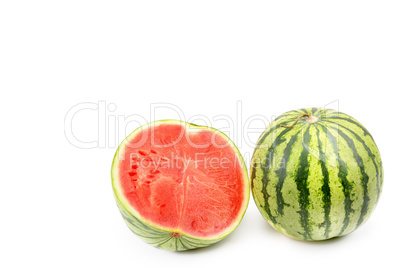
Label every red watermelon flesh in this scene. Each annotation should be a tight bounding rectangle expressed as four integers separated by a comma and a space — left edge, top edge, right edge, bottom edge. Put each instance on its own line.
115, 122, 248, 238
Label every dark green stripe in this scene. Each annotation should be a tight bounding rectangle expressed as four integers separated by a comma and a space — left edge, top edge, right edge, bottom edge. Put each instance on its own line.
335, 128, 370, 229
181, 237, 204, 247
294, 126, 312, 240
125, 226, 163, 240
259, 128, 294, 223
177, 238, 191, 250
274, 130, 301, 216
119, 211, 162, 235
324, 120, 381, 205
311, 107, 317, 115
300, 108, 309, 114
180, 236, 213, 249
253, 118, 294, 150
155, 237, 173, 248
325, 116, 374, 141
250, 120, 294, 186
319, 108, 333, 119
120, 214, 165, 239
316, 126, 331, 238
252, 112, 314, 181
274, 110, 300, 122
254, 110, 310, 150
116, 197, 163, 234
319, 124, 353, 236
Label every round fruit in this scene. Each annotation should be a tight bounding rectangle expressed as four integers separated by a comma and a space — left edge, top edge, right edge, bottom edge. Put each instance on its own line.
250, 108, 383, 240
111, 120, 249, 250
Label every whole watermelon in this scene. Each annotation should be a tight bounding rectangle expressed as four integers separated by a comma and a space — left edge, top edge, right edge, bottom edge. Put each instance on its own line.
250, 108, 383, 240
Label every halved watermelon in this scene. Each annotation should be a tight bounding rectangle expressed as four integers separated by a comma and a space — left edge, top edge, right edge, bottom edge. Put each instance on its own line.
111, 120, 249, 251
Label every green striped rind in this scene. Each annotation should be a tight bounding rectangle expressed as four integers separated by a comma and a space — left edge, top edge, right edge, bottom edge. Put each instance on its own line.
112, 120, 250, 251
114, 195, 222, 251
250, 108, 383, 241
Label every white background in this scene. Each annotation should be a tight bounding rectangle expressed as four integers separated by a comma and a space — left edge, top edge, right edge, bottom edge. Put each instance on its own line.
1, 1, 401, 267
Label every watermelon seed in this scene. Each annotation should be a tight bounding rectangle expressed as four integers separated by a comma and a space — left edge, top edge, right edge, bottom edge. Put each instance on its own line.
150, 149, 157, 154
128, 171, 137, 176
138, 150, 147, 156
131, 164, 139, 169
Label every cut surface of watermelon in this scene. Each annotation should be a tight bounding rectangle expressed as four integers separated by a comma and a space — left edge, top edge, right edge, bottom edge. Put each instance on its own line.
112, 120, 249, 242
